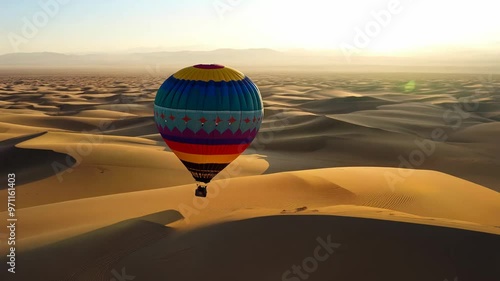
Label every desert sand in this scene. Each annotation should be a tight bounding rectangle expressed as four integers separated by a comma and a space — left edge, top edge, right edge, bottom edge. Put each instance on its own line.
0, 70, 499, 280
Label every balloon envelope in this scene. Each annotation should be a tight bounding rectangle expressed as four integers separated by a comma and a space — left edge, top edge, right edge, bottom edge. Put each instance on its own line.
154, 64, 263, 183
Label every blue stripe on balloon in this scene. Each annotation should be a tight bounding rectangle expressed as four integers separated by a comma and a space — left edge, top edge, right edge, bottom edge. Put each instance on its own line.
155, 76, 263, 111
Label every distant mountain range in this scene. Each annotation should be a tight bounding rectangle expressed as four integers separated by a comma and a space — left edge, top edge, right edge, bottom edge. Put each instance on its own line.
0, 48, 498, 73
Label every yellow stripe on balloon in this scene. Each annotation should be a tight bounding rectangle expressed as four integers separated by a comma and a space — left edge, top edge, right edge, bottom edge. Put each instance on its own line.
173, 66, 245, 82
171, 150, 241, 164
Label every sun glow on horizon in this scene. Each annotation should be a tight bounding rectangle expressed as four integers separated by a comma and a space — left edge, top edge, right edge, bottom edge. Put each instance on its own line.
1, 0, 499, 56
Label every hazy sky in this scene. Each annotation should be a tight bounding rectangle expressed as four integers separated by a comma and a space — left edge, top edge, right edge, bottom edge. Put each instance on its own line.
1, 0, 499, 55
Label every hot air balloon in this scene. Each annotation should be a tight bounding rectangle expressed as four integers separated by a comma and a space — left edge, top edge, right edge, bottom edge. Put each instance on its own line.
154, 64, 263, 197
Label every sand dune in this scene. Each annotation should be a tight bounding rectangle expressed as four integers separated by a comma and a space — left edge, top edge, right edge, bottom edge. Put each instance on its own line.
1, 73, 498, 185
328, 102, 490, 136
0, 131, 267, 209
3, 215, 498, 281
0, 70, 499, 280
302, 96, 392, 114
122, 215, 499, 281
2, 167, 500, 280
0, 132, 75, 186
449, 122, 500, 142
248, 72, 500, 189
3, 167, 499, 254
0, 218, 177, 281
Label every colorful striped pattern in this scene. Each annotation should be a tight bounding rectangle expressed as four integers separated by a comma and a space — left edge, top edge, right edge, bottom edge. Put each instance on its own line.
154, 64, 263, 183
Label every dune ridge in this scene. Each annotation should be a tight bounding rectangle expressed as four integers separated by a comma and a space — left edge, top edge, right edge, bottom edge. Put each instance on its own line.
3, 167, 499, 254
1, 71, 499, 280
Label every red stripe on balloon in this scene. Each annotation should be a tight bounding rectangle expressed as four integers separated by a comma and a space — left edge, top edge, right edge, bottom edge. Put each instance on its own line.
163, 139, 250, 155
193, 64, 225, 69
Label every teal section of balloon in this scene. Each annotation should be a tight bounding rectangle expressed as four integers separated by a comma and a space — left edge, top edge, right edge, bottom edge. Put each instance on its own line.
154, 107, 262, 135
155, 76, 263, 112
154, 74, 264, 135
